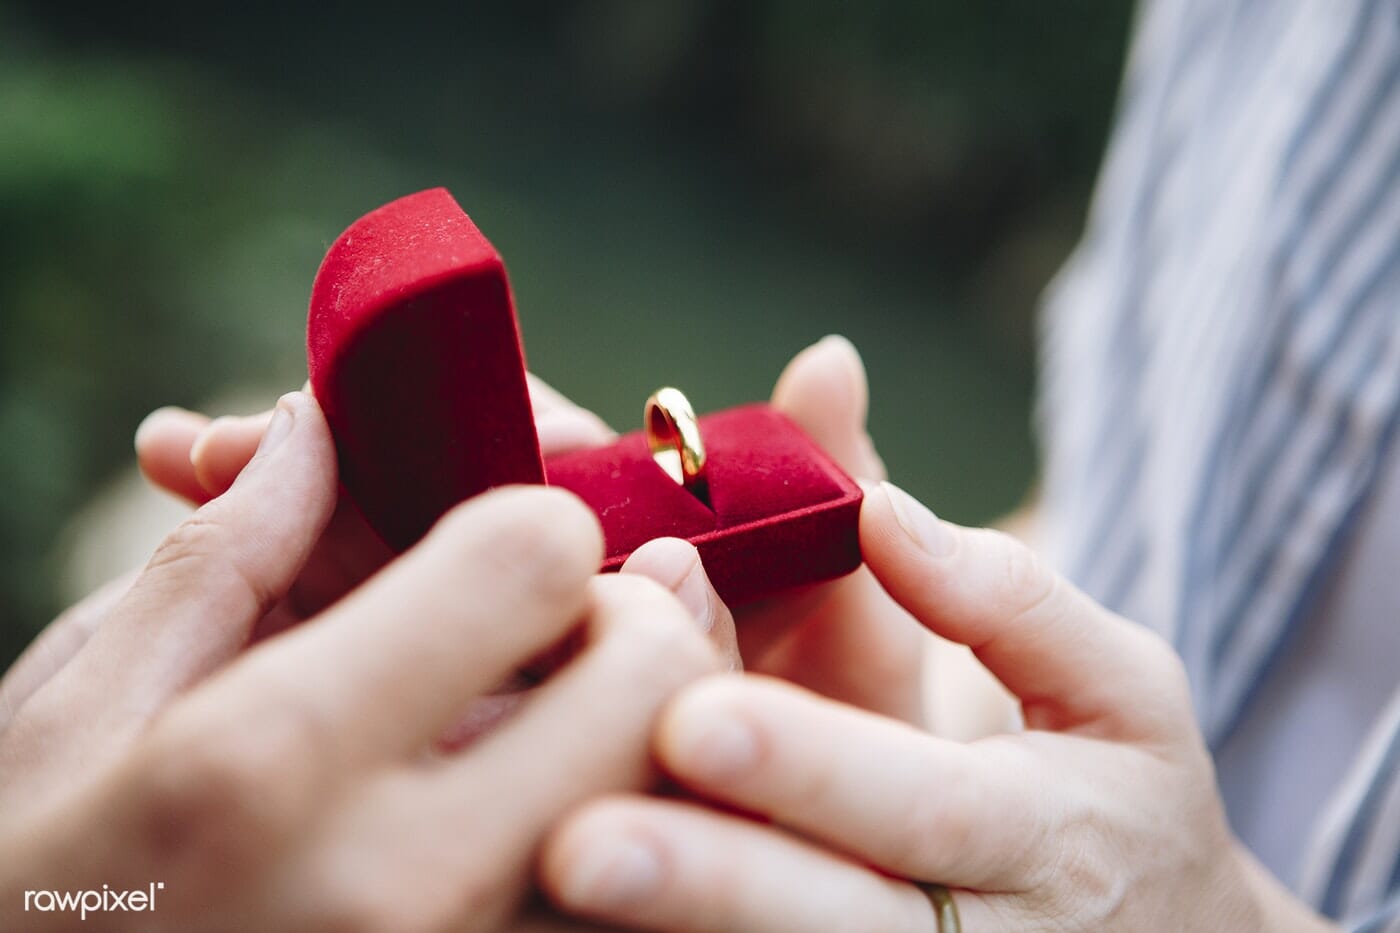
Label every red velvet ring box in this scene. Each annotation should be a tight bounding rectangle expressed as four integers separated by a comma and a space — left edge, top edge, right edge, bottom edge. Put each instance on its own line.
306, 188, 863, 606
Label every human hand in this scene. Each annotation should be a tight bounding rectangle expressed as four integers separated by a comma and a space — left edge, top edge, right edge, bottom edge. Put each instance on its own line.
537, 483, 1335, 932
125, 336, 996, 729
738, 336, 1013, 731
122, 375, 740, 672
0, 392, 721, 932
0, 375, 634, 740
130, 375, 616, 628
450, 337, 1008, 733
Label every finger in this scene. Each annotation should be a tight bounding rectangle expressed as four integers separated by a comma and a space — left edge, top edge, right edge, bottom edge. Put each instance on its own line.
753, 336, 928, 721
735, 570, 927, 724
0, 571, 136, 733
195, 485, 605, 770
425, 574, 720, 836
529, 373, 617, 456
544, 797, 997, 933
161, 405, 394, 633
654, 675, 1047, 891
862, 481, 1192, 739
7, 393, 338, 788
183, 402, 396, 621
263, 493, 396, 624
622, 538, 741, 670
770, 335, 886, 481
135, 406, 212, 503
159, 382, 611, 627
435, 687, 531, 753
63, 393, 333, 696
396, 576, 720, 903
189, 411, 272, 496
730, 582, 834, 662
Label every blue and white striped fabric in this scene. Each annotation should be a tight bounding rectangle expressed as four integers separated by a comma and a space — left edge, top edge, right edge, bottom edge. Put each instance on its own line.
1037, 0, 1400, 927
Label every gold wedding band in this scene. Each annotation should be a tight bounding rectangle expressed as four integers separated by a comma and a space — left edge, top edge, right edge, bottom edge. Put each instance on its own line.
917, 883, 961, 933
644, 387, 709, 502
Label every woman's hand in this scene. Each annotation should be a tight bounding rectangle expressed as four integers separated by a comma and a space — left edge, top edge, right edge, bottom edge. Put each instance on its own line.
537, 483, 1336, 932
738, 336, 1013, 733
0, 393, 721, 932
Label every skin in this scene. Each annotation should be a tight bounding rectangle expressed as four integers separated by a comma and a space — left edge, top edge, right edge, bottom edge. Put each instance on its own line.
520, 343, 1335, 931
101, 337, 1047, 929
0, 393, 721, 932
122, 337, 1009, 738
538, 482, 1338, 930
7, 336, 1329, 929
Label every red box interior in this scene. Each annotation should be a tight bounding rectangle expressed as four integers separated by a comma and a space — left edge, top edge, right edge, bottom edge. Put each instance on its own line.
306, 188, 862, 605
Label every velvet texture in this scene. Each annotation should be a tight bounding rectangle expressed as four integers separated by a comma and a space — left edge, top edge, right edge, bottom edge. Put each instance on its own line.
307, 188, 862, 605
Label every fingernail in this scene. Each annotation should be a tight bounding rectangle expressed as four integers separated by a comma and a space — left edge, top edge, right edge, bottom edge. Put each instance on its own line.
816, 333, 859, 364
882, 481, 954, 557
670, 714, 760, 781
672, 562, 714, 632
815, 333, 864, 394
567, 835, 663, 908
626, 539, 713, 631
257, 393, 300, 454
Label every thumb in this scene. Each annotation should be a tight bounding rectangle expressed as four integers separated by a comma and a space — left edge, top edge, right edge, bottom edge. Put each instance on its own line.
622, 538, 740, 670
17, 393, 339, 750
771, 335, 886, 481
860, 481, 1194, 741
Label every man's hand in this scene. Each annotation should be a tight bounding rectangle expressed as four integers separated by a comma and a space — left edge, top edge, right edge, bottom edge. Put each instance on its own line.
0, 393, 721, 932
122, 375, 741, 669
536, 484, 1335, 932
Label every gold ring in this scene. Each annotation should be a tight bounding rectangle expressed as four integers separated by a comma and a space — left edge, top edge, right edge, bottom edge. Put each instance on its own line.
916, 883, 961, 933
644, 387, 708, 502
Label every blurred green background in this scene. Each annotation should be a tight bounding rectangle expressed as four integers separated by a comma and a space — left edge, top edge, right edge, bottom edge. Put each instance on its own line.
0, 2, 1131, 666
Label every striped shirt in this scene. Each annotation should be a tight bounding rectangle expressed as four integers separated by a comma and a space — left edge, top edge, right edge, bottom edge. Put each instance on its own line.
1037, 0, 1400, 928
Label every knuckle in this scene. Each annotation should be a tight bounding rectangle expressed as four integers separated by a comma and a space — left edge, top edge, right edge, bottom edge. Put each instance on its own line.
129, 689, 353, 903
130, 712, 279, 873
1035, 808, 1126, 925
995, 531, 1059, 617
449, 863, 514, 931
144, 507, 273, 618
898, 778, 977, 873
1127, 625, 1196, 731
147, 509, 226, 577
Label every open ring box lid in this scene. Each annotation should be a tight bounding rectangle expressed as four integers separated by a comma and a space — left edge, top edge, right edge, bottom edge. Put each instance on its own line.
306, 188, 863, 606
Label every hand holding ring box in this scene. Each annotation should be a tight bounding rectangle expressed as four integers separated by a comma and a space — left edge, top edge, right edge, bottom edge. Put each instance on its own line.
306, 188, 863, 606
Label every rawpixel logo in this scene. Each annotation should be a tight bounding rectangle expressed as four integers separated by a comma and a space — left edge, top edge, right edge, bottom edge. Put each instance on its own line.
24, 883, 164, 921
